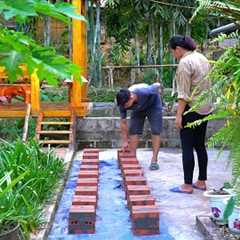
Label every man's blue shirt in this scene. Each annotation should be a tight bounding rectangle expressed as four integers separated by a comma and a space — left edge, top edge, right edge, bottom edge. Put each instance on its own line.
119, 84, 162, 119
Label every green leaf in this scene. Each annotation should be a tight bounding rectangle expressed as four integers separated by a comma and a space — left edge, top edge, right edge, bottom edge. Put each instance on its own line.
0, 28, 82, 85
223, 196, 235, 221
1, 0, 37, 22
0, 171, 29, 198
55, 2, 87, 23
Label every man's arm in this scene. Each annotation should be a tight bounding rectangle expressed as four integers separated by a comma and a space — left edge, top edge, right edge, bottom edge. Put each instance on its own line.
120, 118, 129, 150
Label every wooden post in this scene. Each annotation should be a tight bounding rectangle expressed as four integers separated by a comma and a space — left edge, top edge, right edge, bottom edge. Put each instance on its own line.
72, 0, 87, 107
30, 69, 40, 115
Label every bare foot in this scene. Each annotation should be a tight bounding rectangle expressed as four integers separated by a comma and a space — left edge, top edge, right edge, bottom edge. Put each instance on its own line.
193, 180, 206, 190
180, 184, 193, 193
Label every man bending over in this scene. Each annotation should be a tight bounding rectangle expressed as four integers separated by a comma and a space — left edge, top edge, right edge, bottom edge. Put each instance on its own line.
116, 83, 163, 170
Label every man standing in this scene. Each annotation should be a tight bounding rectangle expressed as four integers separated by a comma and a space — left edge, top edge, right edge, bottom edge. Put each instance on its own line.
116, 83, 163, 170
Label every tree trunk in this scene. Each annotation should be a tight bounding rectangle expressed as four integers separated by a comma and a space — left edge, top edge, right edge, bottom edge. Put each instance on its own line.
43, 16, 51, 46
169, 20, 176, 81
95, 2, 102, 87
186, 22, 191, 36
158, 21, 163, 82
135, 34, 141, 80
146, 15, 154, 64
68, 22, 72, 59
88, 0, 95, 85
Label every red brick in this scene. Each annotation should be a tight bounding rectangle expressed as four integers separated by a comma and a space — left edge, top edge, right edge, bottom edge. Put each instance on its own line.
83, 152, 99, 159
126, 185, 150, 196
78, 170, 99, 178
75, 186, 98, 196
69, 227, 95, 234
83, 148, 100, 153
69, 205, 96, 221
125, 176, 147, 185
119, 158, 139, 166
121, 164, 141, 170
122, 169, 144, 178
81, 159, 99, 165
128, 195, 155, 209
72, 195, 97, 208
132, 228, 159, 235
76, 178, 98, 187
131, 205, 159, 218
131, 205, 160, 235
118, 150, 136, 160
68, 205, 96, 234
80, 164, 99, 170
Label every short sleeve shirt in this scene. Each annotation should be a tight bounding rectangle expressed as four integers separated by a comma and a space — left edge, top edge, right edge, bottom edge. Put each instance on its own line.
119, 83, 161, 119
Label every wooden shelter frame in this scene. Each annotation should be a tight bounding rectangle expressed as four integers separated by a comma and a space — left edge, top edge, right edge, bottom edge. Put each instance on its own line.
0, 0, 88, 118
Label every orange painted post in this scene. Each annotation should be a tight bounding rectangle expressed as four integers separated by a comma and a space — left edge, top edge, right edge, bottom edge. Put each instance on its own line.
30, 69, 40, 115
72, 0, 88, 107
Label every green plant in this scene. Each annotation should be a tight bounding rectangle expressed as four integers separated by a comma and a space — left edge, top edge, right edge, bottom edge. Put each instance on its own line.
0, 118, 36, 142
0, 171, 29, 235
88, 87, 119, 102
0, 139, 65, 238
41, 87, 68, 102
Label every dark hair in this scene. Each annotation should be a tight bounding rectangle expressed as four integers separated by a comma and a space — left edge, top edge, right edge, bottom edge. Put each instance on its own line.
169, 35, 196, 51
116, 89, 130, 106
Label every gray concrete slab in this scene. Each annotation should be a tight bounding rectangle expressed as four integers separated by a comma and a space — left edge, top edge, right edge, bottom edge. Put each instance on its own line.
135, 148, 231, 240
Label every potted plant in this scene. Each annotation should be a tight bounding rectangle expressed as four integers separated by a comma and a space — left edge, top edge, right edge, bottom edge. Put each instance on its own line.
203, 188, 233, 225
223, 180, 240, 235
0, 171, 28, 240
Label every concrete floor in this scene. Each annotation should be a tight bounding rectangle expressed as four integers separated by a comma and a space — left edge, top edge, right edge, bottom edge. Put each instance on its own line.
49, 148, 231, 240
136, 148, 231, 240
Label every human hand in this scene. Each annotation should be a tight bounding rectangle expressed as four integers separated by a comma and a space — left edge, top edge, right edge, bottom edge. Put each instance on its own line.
121, 141, 129, 152
175, 114, 183, 129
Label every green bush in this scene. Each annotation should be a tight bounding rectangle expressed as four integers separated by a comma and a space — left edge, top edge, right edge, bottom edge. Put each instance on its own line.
41, 87, 68, 102
0, 118, 36, 142
88, 87, 119, 102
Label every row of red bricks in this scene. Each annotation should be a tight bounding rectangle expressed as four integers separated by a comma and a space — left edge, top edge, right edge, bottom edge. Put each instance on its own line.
118, 150, 160, 235
68, 148, 100, 234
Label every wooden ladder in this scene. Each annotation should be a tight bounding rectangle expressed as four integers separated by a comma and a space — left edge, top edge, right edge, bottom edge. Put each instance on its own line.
36, 113, 76, 148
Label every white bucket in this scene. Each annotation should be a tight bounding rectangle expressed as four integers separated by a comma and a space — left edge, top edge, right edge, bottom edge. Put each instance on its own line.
204, 190, 232, 224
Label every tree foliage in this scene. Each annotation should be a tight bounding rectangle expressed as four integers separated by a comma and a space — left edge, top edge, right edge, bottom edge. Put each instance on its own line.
0, 0, 86, 84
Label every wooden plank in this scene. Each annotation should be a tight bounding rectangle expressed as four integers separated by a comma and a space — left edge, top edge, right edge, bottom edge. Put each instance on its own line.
36, 113, 43, 141
37, 130, 72, 134
0, 102, 88, 118
69, 113, 76, 150
41, 121, 73, 125
39, 140, 70, 144
22, 104, 31, 142
31, 69, 40, 114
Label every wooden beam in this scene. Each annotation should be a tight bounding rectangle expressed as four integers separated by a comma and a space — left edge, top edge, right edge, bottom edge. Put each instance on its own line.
31, 69, 40, 115
72, 0, 88, 107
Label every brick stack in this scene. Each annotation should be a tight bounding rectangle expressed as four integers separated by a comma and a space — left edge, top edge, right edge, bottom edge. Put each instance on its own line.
68, 149, 100, 234
118, 150, 160, 235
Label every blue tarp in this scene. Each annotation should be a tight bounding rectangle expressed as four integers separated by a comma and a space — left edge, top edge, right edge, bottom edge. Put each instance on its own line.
49, 152, 174, 240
